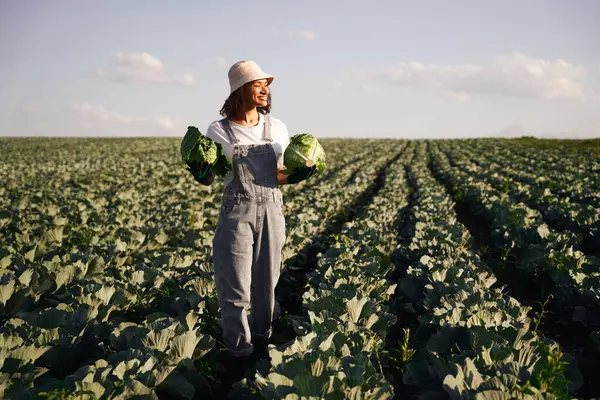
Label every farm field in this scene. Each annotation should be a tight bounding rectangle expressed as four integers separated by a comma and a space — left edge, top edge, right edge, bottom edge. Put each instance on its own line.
1, 136, 599, 399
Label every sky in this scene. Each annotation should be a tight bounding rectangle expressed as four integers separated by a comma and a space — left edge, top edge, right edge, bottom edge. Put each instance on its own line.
1, 0, 599, 139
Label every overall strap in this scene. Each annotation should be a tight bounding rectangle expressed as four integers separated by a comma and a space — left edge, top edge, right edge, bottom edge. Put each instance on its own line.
262, 114, 273, 142
219, 118, 239, 145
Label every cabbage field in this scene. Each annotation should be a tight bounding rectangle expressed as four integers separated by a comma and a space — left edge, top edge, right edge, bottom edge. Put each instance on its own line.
1, 137, 599, 399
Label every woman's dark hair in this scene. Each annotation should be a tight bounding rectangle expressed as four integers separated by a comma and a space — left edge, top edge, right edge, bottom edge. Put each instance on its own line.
219, 82, 272, 119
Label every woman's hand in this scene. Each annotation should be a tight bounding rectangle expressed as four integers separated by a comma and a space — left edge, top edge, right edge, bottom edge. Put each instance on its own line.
278, 166, 317, 185
195, 171, 215, 186
187, 160, 214, 186
277, 168, 289, 185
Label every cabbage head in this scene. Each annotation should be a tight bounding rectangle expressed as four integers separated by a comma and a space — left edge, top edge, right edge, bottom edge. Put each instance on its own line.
283, 133, 326, 174
181, 126, 218, 165
180, 126, 232, 177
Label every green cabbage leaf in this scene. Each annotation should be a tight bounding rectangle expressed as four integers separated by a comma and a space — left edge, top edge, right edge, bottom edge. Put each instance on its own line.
180, 126, 232, 177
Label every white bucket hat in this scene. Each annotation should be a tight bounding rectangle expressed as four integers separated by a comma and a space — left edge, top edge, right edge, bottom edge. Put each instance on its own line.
228, 60, 274, 94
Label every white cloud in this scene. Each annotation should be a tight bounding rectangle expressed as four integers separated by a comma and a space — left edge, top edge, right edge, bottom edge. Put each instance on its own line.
72, 103, 184, 135
290, 30, 319, 40
380, 53, 590, 101
99, 52, 195, 85
155, 116, 177, 130
207, 57, 227, 66
72, 103, 146, 124
17, 103, 38, 114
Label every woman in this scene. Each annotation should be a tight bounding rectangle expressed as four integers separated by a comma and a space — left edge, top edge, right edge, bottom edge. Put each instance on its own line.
186, 60, 317, 379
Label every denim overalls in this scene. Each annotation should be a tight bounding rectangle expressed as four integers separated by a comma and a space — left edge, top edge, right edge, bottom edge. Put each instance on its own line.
212, 114, 286, 357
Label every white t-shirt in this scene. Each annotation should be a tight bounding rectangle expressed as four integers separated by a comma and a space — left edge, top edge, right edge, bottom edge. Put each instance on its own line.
205, 113, 290, 187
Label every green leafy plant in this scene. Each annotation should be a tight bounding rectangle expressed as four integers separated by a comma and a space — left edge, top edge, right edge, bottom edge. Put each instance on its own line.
532, 294, 553, 332
531, 343, 571, 399
388, 328, 416, 375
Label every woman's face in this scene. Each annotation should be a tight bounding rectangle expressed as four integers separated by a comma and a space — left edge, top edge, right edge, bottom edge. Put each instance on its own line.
245, 79, 270, 108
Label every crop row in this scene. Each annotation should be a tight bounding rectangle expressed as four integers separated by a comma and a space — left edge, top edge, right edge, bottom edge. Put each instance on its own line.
453, 139, 600, 206
429, 142, 600, 330
385, 142, 580, 398
482, 138, 600, 183
444, 141, 600, 239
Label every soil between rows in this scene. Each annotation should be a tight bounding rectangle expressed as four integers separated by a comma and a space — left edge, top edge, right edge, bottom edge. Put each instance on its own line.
384, 157, 424, 399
